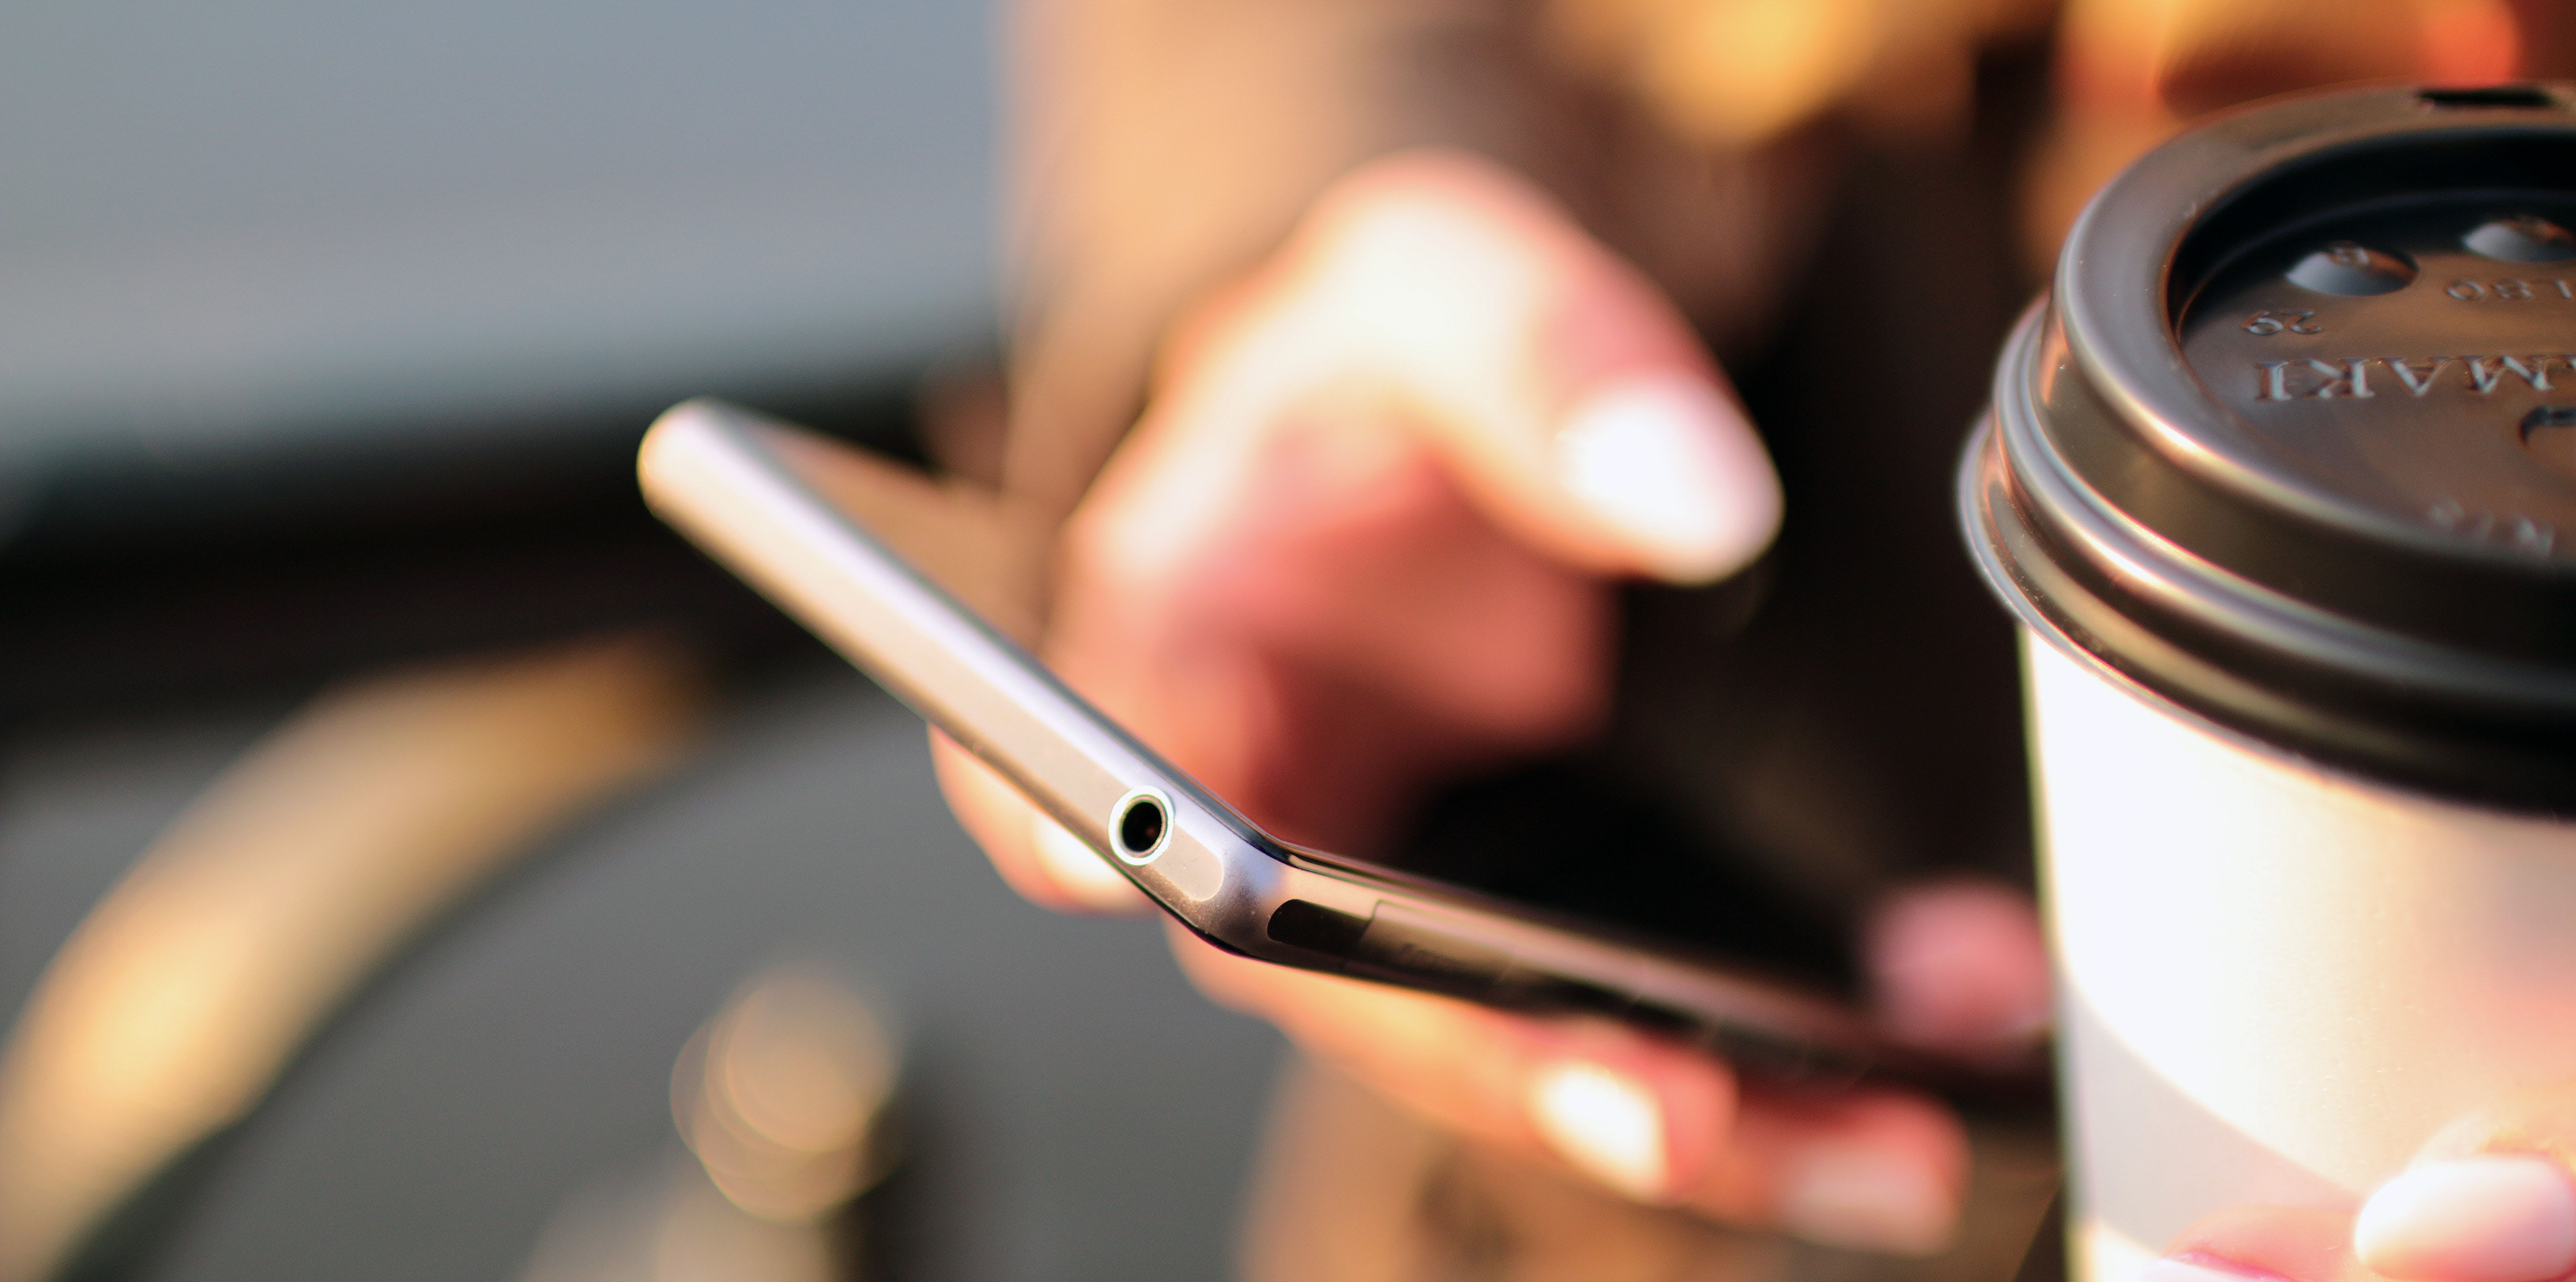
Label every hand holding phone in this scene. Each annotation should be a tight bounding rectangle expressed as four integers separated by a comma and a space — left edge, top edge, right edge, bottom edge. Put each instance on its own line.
643, 154, 2047, 1250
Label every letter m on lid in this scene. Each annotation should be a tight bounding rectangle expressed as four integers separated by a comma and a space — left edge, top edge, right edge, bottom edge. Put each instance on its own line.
2467, 355, 2562, 393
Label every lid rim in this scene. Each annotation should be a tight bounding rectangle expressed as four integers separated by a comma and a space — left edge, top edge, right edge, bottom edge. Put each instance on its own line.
1970, 412, 2576, 815
1968, 287, 2576, 814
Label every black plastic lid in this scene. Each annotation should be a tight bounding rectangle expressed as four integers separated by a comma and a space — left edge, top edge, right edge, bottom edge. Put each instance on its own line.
1963, 83, 2576, 813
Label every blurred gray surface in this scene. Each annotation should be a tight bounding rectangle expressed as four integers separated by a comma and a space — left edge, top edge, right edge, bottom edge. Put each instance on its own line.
0, 666, 1285, 1281
0, 0, 997, 463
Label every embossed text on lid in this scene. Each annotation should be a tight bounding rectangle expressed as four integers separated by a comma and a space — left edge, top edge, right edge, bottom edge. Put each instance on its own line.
2179, 192, 2576, 568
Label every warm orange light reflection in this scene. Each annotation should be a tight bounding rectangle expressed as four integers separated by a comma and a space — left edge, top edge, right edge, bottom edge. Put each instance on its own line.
0, 636, 703, 1282
673, 962, 901, 1225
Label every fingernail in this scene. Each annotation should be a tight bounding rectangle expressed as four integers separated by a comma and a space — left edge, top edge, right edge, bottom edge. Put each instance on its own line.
1553, 374, 1781, 583
2356, 1154, 2576, 1281
1528, 1060, 1669, 1202
2134, 1258, 2267, 1282
1868, 883, 2054, 1056
1777, 1143, 1956, 1256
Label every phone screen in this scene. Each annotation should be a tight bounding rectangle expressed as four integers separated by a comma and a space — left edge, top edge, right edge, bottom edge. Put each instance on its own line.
1386, 731, 1861, 1002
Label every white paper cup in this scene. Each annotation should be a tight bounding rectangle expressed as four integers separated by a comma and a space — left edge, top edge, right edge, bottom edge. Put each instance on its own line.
2024, 631, 2576, 1282
1960, 86, 2576, 1282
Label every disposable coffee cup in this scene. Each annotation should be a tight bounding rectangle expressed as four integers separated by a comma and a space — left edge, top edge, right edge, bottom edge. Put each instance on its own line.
1961, 84, 2576, 1282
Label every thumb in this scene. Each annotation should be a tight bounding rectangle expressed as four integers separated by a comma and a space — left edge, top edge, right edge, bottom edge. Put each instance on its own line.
2352, 1087, 2576, 1282
1159, 149, 1782, 585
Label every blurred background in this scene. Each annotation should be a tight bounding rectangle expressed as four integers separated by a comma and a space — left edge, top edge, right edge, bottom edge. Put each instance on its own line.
0, 2, 1283, 1279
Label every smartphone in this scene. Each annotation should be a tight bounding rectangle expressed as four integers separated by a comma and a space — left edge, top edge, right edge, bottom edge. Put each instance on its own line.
640, 396, 1923, 1087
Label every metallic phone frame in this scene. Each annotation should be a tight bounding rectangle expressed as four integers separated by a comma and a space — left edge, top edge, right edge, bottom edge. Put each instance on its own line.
640, 397, 1891, 1084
